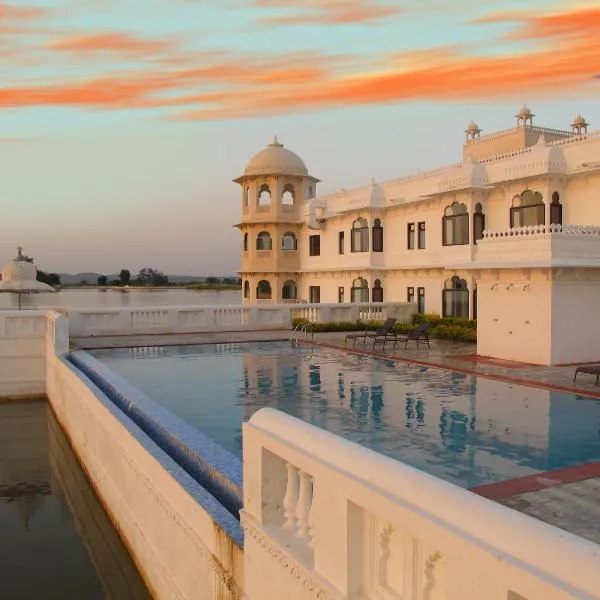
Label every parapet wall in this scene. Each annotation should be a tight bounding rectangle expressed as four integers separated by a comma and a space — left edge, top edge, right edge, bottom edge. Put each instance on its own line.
45, 314, 245, 600
243, 408, 600, 600
0, 310, 47, 398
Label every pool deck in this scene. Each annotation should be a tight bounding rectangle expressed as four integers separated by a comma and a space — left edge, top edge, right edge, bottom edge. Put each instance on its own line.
71, 328, 600, 547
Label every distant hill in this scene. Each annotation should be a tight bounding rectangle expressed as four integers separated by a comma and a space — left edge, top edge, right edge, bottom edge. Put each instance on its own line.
58, 273, 215, 285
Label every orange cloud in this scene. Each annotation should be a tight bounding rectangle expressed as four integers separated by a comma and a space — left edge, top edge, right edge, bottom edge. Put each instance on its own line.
47, 32, 176, 56
178, 5, 600, 119
0, 3, 47, 20
255, 0, 401, 26
1, 4, 599, 123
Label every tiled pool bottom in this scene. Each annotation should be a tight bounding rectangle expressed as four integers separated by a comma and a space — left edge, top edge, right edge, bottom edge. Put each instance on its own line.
0, 400, 150, 600
91, 342, 600, 489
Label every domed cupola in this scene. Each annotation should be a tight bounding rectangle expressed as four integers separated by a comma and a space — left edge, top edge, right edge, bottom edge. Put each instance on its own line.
242, 137, 309, 178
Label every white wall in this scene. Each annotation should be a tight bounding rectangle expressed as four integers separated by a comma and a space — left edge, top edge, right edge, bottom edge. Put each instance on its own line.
477, 276, 552, 364
45, 314, 244, 600
551, 280, 600, 364
0, 310, 47, 398
243, 408, 600, 600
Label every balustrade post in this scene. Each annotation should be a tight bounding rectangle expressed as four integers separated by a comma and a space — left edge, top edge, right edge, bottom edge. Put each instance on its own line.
296, 470, 312, 540
283, 463, 299, 531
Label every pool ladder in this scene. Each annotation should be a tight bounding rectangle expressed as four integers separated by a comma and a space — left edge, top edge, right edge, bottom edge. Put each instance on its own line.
290, 322, 315, 344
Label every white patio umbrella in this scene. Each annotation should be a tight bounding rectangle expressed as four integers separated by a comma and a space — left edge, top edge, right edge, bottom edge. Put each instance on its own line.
0, 247, 57, 309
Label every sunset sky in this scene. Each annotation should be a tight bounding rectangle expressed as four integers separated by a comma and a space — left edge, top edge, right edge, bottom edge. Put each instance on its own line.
1, 0, 599, 275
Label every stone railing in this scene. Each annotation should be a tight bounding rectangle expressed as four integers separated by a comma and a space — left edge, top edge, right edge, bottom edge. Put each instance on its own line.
242, 408, 600, 600
482, 224, 600, 239
63, 303, 414, 337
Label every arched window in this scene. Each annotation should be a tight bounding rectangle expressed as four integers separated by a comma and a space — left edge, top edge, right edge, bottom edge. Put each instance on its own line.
351, 217, 369, 252
244, 187, 250, 208
510, 190, 544, 227
243, 280, 250, 298
243, 232, 248, 252
282, 232, 297, 250
281, 184, 295, 206
372, 218, 384, 252
258, 184, 272, 207
442, 276, 469, 318
372, 279, 383, 302
443, 202, 469, 246
256, 231, 272, 250
307, 185, 314, 198
282, 280, 297, 300
550, 191, 563, 225
473, 203, 485, 243
351, 277, 369, 303
257, 280, 272, 300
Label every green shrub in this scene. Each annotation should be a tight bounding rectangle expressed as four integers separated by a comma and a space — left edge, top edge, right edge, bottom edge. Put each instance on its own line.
293, 313, 477, 342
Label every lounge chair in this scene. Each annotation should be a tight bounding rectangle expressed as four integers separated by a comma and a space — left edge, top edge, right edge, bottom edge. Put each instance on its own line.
394, 322, 431, 350
344, 318, 397, 349
367, 318, 399, 350
573, 364, 600, 385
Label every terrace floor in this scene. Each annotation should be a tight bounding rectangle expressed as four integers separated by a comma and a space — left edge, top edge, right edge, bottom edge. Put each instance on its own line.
71, 328, 600, 547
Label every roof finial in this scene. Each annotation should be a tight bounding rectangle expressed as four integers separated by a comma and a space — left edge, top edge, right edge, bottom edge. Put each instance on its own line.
16, 246, 24, 261
269, 135, 282, 148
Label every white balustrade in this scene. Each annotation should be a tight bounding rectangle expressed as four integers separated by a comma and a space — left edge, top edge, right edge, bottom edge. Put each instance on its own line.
242, 408, 600, 600
63, 302, 414, 337
482, 224, 600, 240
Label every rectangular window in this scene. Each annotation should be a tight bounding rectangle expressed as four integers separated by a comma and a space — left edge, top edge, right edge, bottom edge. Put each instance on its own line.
407, 287, 415, 304
418, 222, 426, 249
372, 223, 384, 252
338, 286, 344, 303
309, 235, 321, 256
417, 287, 425, 313
407, 223, 415, 250
309, 286, 321, 304
338, 231, 345, 254
443, 214, 469, 246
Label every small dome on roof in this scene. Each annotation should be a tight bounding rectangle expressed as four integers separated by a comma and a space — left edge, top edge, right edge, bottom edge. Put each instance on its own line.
243, 137, 309, 178
0, 247, 55, 292
573, 113, 588, 126
465, 120, 480, 132
517, 105, 532, 117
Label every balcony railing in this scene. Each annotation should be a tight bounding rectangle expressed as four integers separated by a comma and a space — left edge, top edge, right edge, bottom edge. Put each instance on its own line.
476, 224, 600, 266
482, 224, 600, 239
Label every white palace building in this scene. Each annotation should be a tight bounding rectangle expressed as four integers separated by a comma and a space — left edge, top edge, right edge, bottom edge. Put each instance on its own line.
235, 107, 600, 365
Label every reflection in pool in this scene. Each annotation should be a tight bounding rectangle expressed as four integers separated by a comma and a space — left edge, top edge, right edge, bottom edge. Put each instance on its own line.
91, 342, 600, 488
0, 401, 151, 600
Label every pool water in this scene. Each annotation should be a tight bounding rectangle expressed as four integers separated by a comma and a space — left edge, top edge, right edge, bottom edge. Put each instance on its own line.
91, 342, 600, 488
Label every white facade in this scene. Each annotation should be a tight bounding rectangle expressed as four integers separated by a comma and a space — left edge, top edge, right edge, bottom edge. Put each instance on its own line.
236, 109, 600, 364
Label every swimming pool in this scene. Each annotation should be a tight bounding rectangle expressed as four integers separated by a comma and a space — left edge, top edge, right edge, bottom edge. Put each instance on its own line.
90, 342, 600, 488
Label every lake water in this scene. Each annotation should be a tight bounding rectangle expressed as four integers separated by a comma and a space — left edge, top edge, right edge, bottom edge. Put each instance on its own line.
0, 400, 151, 599
0, 287, 242, 310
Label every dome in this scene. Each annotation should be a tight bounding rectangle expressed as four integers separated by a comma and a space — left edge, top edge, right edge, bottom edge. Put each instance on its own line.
0, 247, 56, 293
517, 105, 532, 117
466, 120, 480, 132
2, 248, 37, 282
573, 114, 588, 126
243, 137, 309, 178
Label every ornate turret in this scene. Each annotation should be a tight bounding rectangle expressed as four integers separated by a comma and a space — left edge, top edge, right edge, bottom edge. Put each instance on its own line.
465, 120, 481, 142
516, 105, 534, 127
571, 114, 589, 136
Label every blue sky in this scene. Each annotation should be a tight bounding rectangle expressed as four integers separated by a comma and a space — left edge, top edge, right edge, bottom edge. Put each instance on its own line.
0, 0, 598, 275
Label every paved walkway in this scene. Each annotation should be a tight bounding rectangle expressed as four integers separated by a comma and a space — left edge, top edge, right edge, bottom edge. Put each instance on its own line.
70, 328, 600, 546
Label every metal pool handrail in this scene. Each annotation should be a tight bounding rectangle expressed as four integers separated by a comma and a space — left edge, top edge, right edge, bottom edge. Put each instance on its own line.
289, 322, 314, 343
